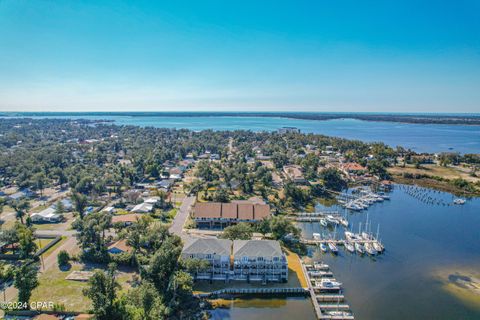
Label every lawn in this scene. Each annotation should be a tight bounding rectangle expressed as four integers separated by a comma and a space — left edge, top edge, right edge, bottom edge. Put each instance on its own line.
31, 263, 91, 312
39, 236, 67, 259
31, 263, 138, 312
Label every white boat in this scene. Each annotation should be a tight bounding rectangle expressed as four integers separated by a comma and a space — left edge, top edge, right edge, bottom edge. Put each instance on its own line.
361, 232, 373, 240
313, 262, 329, 270
453, 198, 466, 205
317, 278, 342, 287
320, 243, 328, 252
364, 242, 377, 255
320, 218, 328, 227
313, 233, 321, 240
326, 215, 338, 224
345, 231, 361, 241
325, 311, 352, 317
345, 241, 355, 253
355, 242, 364, 254
328, 242, 338, 254
373, 241, 384, 252
339, 217, 349, 227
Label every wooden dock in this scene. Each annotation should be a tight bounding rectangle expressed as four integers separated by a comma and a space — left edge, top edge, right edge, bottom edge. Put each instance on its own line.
301, 261, 355, 320
196, 287, 308, 298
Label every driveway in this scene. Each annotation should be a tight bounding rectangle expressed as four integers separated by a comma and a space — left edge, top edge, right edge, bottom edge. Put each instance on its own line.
169, 196, 195, 238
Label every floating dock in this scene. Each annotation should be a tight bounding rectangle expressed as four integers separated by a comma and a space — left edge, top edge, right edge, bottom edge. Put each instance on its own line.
301, 261, 355, 320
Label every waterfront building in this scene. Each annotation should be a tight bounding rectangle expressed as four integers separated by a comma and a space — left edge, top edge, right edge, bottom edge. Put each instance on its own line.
181, 238, 288, 283
232, 240, 288, 283
193, 202, 271, 229
181, 238, 232, 280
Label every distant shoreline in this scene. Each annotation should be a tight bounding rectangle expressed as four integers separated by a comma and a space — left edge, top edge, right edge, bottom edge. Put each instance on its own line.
2, 111, 480, 125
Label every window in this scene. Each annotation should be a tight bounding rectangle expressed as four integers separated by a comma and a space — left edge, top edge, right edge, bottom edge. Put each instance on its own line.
273, 257, 279, 262
258, 257, 263, 262
206, 254, 212, 259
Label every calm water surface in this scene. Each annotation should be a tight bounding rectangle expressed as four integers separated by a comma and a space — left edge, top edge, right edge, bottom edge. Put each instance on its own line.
15, 114, 480, 153
209, 296, 316, 320
300, 186, 480, 320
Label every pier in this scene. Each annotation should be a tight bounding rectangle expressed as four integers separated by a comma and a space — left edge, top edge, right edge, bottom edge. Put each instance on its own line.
195, 287, 308, 298
301, 261, 355, 320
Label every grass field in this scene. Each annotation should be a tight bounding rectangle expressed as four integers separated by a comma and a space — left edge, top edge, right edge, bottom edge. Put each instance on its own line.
389, 164, 479, 183
31, 263, 138, 312
31, 263, 91, 312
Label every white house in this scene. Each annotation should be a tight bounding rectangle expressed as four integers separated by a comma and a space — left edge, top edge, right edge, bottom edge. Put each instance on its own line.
30, 207, 62, 223
131, 202, 153, 213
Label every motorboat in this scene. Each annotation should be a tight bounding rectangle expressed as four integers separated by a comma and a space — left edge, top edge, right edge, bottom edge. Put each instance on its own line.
320, 218, 328, 227
313, 262, 329, 270
313, 233, 321, 240
326, 215, 339, 224
320, 243, 328, 252
324, 311, 352, 317
453, 198, 466, 205
317, 278, 342, 287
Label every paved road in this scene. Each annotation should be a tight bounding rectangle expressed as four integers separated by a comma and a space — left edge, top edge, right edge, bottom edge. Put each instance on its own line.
169, 196, 196, 237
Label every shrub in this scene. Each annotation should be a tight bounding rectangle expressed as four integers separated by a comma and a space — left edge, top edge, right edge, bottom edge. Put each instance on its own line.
57, 250, 70, 267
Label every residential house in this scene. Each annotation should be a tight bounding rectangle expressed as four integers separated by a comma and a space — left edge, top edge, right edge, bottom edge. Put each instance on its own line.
131, 202, 154, 213
30, 207, 62, 223
111, 213, 142, 226
181, 238, 232, 280
283, 164, 306, 183
108, 239, 132, 254
232, 240, 288, 282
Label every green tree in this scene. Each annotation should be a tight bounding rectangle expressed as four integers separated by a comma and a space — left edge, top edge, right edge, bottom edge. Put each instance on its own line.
270, 216, 300, 240
14, 261, 39, 307
71, 192, 88, 219
220, 222, 253, 240
16, 223, 38, 259
32, 172, 47, 196
83, 263, 122, 320
55, 200, 65, 214
141, 237, 182, 293
319, 168, 347, 191
11, 199, 30, 225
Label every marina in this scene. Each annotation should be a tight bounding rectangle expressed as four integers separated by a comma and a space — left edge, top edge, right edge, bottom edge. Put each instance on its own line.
298, 185, 480, 320
302, 261, 355, 320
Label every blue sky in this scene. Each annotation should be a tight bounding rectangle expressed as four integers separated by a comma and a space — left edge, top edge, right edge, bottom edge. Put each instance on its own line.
0, 0, 479, 112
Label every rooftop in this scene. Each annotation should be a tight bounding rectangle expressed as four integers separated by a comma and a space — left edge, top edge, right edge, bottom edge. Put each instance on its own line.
182, 238, 232, 256
233, 240, 283, 258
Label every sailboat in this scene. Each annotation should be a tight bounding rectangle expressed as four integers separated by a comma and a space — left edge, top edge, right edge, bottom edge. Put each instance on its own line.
328, 242, 338, 254
345, 241, 355, 253
364, 242, 377, 255
355, 242, 364, 254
